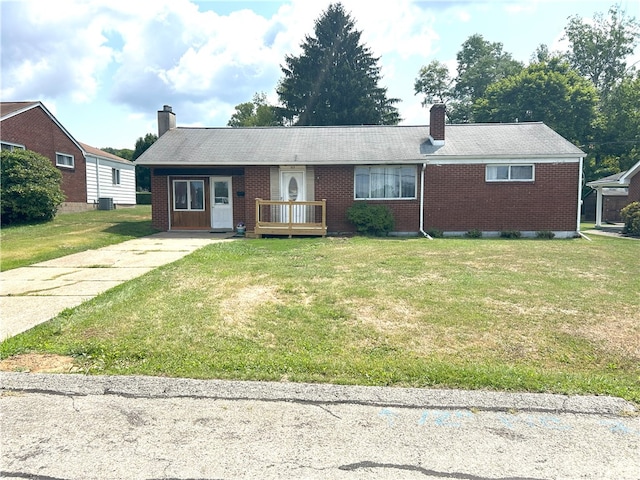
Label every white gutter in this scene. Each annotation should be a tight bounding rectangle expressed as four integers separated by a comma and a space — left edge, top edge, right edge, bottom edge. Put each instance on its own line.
577, 156, 584, 232
419, 162, 433, 240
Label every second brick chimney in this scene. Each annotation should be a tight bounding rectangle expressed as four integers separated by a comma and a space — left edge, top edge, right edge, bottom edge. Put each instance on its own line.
158, 105, 176, 137
429, 103, 446, 146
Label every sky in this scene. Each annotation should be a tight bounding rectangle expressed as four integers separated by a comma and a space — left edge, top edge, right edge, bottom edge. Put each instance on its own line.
1, 0, 639, 150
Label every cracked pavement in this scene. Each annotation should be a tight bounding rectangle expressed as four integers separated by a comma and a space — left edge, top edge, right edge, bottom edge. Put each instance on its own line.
1, 373, 638, 479
0, 232, 233, 340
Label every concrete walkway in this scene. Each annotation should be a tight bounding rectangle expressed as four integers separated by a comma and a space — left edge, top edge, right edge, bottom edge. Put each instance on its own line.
0, 232, 234, 340
583, 223, 639, 240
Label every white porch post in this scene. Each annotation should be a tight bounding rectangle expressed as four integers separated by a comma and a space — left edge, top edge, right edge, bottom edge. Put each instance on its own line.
595, 187, 603, 227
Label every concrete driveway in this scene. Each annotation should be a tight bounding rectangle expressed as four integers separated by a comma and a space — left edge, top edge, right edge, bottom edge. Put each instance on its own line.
0, 232, 234, 340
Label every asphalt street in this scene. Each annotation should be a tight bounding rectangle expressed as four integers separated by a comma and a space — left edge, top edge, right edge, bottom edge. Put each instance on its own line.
1, 372, 638, 480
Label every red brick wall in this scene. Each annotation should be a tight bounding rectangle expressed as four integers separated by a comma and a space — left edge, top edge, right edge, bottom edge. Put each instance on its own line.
424, 163, 579, 232
150, 172, 169, 230
629, 171, 640, 203
232, 175, 246, 227
150, 171, 253, 231
314, 165, 420, 233
149, 162, 580, 233
243, 166, 271, 229
1, 107, 86, 203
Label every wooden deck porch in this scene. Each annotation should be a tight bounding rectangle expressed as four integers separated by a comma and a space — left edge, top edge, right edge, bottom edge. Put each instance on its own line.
254, 199, 327, 238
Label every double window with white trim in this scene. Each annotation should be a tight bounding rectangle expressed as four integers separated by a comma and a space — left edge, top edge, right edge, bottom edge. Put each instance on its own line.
355, 166, 416, 199
55, 152, 74, 168
486, 164, 534, 182
173, 179, 204, 211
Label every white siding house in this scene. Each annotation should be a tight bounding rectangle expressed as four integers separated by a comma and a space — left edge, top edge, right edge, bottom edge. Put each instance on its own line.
81, 143, 136, 207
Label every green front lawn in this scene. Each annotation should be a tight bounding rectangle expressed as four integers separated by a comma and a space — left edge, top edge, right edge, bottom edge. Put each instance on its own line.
2, 234, 638, 402
0, 206, 156, 271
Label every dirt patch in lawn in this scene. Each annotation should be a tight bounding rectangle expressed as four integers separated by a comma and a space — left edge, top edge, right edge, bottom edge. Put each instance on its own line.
219, 285, 282, 326
569, 310, 640, 360
0, 353, 81, 373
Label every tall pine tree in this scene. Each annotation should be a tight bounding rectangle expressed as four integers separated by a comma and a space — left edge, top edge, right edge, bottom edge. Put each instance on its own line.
277, 3, 399, 126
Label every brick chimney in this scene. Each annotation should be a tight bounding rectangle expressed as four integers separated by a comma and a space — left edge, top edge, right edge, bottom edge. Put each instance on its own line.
158, 105, 176, 137
429, 103, 446, 145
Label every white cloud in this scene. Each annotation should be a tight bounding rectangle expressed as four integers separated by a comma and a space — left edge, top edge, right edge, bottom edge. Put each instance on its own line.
0, 0, 442, 137
0, 1, 114, 102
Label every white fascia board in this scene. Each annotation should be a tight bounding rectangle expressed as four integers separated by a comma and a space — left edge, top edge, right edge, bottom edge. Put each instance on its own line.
0, 102, 40, 121
620, 159, 640, 182
3, 102, 86, 156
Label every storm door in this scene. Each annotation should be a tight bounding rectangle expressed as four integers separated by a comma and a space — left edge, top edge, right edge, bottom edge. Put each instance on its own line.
210, 177, 233, 230
280, 169, 306, 223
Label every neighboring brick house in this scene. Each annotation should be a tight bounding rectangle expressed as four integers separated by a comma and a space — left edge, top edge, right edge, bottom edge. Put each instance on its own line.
136, 104, 585, 238
586, 159, 640, 227
0, 101, 135, 211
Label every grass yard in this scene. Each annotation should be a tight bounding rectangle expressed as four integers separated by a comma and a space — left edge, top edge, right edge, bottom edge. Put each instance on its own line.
0, 206, 155, 271
1, 234, 639, 402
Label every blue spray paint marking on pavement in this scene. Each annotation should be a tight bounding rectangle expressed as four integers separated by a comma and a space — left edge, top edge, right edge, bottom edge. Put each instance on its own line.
600, 419, 640, 436
418, 410, 473, 427
378, 408, 399, 426
498, 414, 571, 431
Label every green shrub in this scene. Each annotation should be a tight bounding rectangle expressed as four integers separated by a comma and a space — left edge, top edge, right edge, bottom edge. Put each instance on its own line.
620, 201, 640, 236
500, 230, 522, 239
136, 192, 152, 205
1, 149, 65, 225
425, 228, 443, 238
346, 202, 394, 236
536, 230, 555, 239
465, 229, 482, 238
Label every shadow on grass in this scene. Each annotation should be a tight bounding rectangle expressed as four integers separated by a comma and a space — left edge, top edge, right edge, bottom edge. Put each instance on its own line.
102, 220, 159, 238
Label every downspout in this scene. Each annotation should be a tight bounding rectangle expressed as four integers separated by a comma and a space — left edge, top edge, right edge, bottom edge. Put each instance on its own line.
419, 162, 433, 240
577, 156, 592, 241
95, 157, 101, 202
577, 156, 584, 232
167, 176, 172, 231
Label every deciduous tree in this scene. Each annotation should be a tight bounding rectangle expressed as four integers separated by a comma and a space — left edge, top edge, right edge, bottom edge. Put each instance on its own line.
227, 92, 283, 127
132, 133, 157, 192
564, 5, 639, 96
473, 59, 598, 144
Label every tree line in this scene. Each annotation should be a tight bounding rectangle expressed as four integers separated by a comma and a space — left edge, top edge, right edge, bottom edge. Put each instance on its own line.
120, 3, 638, 191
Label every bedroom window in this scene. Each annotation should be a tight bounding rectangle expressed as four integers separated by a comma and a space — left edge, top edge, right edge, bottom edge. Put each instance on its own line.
355, 166, 416, 199
486, 164, 534, 182
112, 168, 121, 185
1, 142, 25, 151
173, 180, 205, 211
56, 153, 74, 168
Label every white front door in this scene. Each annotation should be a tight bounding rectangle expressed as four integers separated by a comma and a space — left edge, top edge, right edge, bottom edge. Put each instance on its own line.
210, 177, 233, 230
280, 168, 306, 222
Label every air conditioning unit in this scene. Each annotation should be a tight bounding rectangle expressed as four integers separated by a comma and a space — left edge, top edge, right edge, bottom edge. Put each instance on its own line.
98, 197, 114, 210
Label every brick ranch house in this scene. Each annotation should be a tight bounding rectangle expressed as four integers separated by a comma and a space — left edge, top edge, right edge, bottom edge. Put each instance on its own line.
586, 159, 640, 227
0, 101, 135, 212
136, 104, 585, 238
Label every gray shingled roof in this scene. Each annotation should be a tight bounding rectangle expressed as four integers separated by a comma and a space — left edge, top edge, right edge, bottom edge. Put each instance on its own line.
136, 122, 584, 166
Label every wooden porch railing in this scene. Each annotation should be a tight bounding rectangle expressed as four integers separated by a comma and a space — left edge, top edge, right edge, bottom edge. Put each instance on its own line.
254, 199, 327, 238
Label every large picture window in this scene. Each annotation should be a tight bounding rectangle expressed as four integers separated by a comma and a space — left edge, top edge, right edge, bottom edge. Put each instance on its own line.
173, 180, 204, 211
486, 164, 534, 182
355, 166, 416, 199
